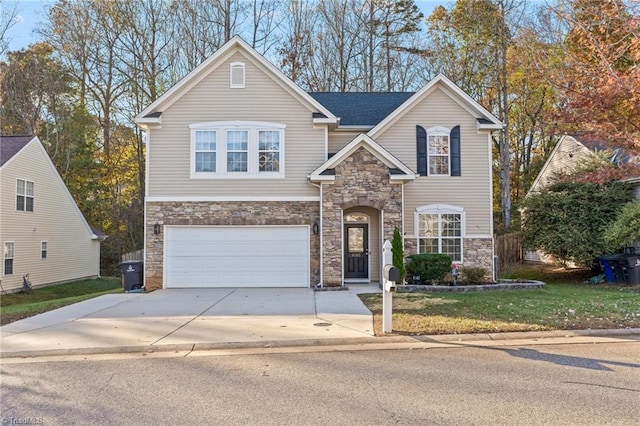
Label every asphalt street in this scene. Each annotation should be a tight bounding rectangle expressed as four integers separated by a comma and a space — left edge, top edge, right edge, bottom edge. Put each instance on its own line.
2, 341, 638, 425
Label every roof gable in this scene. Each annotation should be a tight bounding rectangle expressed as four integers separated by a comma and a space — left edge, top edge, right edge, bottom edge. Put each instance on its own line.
0, 135, 34, 167
135, 36, 337, 126
2, 136, 101, 240
309, 133, 417, 182
368, 74, 502, 138
308, 92, 414, 127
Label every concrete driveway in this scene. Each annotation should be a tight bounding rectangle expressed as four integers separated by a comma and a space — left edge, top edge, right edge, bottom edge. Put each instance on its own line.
0, 287, 379, 357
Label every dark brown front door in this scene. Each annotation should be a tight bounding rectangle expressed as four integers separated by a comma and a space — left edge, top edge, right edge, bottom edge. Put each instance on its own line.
344, 224, 368, 279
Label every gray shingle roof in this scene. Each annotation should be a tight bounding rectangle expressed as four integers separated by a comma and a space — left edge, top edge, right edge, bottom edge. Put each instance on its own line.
0, 135, 34, 166
308, 92, 414, 126
573, 132, 639, 167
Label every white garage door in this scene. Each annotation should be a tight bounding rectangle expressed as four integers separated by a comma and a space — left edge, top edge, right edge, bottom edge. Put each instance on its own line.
165, 226, 309, 288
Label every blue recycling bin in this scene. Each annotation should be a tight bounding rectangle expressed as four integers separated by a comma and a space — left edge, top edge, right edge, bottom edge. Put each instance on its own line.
598, 256, 616, 284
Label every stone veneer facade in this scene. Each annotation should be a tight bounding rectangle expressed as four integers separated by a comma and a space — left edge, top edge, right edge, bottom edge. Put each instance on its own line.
321, 147, 403, 286
145, 201, 320, 290
404, 237, 495, 279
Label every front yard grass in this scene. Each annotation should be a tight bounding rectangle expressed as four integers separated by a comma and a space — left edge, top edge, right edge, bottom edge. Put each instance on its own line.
0, 277, 121, 325
359, 266, 640, 335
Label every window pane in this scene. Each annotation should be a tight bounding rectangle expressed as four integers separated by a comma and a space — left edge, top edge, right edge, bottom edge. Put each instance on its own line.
227, 152, 248, 172
428, 135, 449, 155
195, 131, 216, 151
259, 152, 279, 172
227, 130, 248, 150
17, 179, 25, 194
345, 213, 369, 223
441, 214, 461, 237
196, 152, 216, 172
259, 131, 280, 151
4, 259, 13, 275
429, 156, 449, 175
4, 242, 14, 258
16, 195, 25, 211
348, 228, 364, 252
26, 196, 34, 212
26, 181, 34, 196
419, 238, 438, 254
442, 238, 461, 262
419, 214, 438, 237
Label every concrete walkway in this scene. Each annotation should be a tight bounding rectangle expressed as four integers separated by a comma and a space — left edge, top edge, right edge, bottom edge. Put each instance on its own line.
0, 286, 379, 357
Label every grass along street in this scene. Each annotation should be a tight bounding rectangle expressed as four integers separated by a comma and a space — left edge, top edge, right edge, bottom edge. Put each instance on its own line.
359, 266, 640, 335
0, 277, 121, 325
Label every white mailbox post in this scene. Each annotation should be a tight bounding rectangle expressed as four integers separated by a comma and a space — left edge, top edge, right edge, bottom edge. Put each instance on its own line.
382, 240, 398, 334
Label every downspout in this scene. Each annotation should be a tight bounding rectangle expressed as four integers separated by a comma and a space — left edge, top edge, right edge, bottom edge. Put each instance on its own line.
308, 180, 323, 288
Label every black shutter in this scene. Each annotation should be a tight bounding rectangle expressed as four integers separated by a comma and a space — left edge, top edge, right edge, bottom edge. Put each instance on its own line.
450, 125, 461, 176
416, 125, 427, 176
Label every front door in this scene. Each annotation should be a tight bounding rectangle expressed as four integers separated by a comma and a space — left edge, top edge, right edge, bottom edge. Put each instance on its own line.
344, 224, 369, 279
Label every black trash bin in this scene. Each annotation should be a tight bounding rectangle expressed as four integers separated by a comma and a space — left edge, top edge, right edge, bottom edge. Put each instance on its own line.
618, 254, 640, 285
119, 260, 144, 291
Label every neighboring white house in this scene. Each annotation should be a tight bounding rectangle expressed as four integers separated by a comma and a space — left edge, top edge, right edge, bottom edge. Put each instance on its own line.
135, 36, 503, 290
525, 133, 640, 263
0, 135, 105, 292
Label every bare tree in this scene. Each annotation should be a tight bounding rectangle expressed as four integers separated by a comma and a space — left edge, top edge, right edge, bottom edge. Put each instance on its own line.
0, 0, 19, 56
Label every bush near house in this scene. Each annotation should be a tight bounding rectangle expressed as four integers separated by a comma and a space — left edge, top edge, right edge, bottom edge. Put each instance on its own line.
604, 201, 640, 251
461, 267, 487, 283
521, 181, 633, 268
406, 253, 452, 284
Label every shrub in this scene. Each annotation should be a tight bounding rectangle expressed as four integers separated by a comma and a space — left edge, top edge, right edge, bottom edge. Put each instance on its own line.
462, 266, 487, 283
391, 228, 406, 282
520, 180, 632, 267
604, 201, 640, 250
406, 253, 452, 283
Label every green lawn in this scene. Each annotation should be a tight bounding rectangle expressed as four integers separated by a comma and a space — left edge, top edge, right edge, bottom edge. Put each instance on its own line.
0, 277, 122, 325
359, 266, 640, 335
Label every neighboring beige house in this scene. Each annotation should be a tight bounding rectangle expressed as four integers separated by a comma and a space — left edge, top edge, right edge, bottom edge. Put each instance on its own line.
525, 134, 640, 262
0, 135, 105, 292
136, 37, 502, 290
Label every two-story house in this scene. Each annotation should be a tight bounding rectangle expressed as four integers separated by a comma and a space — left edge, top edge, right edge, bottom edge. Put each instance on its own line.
0, 135, 105, 291
136, 37, 502, 290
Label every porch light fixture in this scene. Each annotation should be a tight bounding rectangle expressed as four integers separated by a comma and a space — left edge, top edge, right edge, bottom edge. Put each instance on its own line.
312, 222, 319, 235
153, 222, 161, 235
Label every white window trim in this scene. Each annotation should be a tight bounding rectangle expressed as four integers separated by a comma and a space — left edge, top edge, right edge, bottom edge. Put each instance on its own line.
41, 241, 48, 260
16, 178, 34, 212
230, 62, 245, 88
4, 241, 15, 275
190, 121, 286, 179
426, 126, 451, 177
415, 204, 465, 263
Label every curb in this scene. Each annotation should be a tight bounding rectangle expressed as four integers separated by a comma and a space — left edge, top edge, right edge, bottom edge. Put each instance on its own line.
2, 328, 639, 360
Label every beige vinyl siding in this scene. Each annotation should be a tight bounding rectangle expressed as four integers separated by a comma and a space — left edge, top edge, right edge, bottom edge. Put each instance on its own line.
0, 140, 99, 291
373, 87, 493, 236
328, 130, 360, 155
632, 183, 640, 201
529, 136, 591, 193
147, 50, 325, 198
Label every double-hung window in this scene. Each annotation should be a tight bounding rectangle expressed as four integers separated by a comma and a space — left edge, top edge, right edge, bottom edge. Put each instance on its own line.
16, 179, 34, 211
416, 205, 464, 262
428, 132, 450, 175
4, 242, 14, 275
416, 125, 461, 176
41, 241, 48, 259
190, 122, 285, 178
227, 130, 248, 172
195, 130, 217, 172
258, 130, 280, 172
